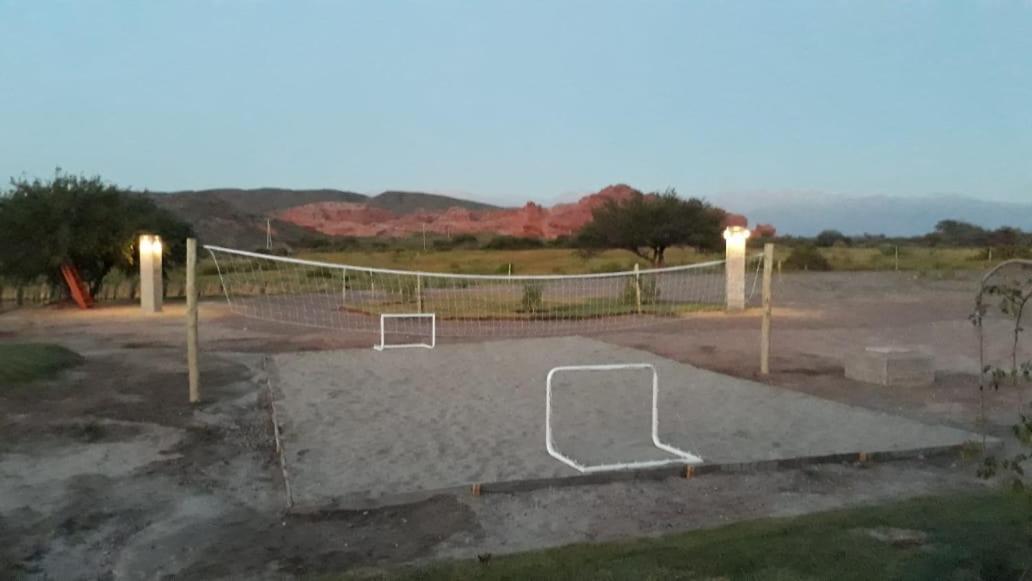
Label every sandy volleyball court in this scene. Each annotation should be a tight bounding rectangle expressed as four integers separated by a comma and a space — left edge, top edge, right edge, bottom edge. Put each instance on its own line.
270, 335, 985, 509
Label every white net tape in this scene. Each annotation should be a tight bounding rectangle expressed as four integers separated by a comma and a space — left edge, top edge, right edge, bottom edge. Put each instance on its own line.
205, 245, 762, 338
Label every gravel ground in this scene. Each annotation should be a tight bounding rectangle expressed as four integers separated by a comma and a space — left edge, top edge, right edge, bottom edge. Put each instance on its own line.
0, 270, 1021, 579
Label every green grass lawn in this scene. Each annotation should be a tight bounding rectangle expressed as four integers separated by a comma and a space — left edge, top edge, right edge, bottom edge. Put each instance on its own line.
0, 343, 83, 385
339, 492, 1032, 581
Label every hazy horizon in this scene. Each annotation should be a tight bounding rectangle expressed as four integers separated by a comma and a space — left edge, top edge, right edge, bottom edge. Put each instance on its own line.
2, 1, 1030, 207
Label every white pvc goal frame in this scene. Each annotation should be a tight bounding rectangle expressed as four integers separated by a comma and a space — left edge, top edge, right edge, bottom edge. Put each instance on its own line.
545, 363, 703, 473
374, 313, 436, 351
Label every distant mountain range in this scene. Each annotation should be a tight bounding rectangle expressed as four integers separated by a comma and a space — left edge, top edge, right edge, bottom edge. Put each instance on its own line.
148, 186, 1032, 248
739, 194, 1032, 236
277, 184, 640, 239
148, 188, 499, 248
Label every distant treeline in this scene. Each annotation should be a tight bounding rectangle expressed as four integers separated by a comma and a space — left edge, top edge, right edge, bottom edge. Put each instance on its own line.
278, 232, 573, 255
287, 219, 1030, 256
768, 220, 1030, 255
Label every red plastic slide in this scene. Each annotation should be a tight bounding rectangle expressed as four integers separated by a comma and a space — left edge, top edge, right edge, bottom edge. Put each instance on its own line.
59, 263, 94, 309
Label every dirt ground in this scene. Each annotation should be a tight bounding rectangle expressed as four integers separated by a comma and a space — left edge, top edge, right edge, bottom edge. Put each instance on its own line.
0, 271, 1023, 580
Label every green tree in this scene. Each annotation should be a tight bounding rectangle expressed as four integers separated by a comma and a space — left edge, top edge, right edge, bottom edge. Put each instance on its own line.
815, 229, 850, 248
930, 219, 989, 246
575, 189, 725, 266
0, 171, 193, 296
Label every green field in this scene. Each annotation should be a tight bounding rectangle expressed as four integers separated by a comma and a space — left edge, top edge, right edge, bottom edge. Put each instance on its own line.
0, 343, 83, 385
296, 246, 723, 275
338, 492, 1032, 581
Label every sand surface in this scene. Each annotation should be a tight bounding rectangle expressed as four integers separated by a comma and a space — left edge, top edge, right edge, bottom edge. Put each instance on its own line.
271, 336, 981, 508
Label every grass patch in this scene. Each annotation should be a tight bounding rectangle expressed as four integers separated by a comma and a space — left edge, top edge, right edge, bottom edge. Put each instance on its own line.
0, 343, 83, 385
338, 492, 1032, 580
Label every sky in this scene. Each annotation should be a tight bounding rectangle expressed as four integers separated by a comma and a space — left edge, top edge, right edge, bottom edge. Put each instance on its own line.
1, 0, 1031, 207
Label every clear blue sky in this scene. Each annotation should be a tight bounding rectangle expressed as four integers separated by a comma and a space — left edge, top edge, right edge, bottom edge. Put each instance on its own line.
1, 0, 1030, 206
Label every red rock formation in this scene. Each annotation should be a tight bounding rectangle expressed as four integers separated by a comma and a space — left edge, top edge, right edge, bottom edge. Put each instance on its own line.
752, 223, 777, 238
276, 184, 762, 240
722, 213, 749, 229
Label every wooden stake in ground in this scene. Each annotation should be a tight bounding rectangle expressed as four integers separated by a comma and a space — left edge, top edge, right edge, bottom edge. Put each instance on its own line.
760, 243, 774, 375
633, 263, 642, 315
186, 238, 200, 403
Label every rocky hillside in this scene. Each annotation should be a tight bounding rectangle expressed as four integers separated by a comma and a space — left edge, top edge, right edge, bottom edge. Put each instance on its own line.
149, 184, 757, 247
277, 184, 641, 239
148, 187, 499, 248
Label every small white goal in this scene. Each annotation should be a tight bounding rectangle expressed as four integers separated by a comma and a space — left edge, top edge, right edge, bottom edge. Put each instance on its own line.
374, 313, 436, 351
545, 363, 703, 473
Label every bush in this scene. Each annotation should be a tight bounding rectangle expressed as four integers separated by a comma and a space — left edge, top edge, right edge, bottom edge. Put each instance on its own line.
784, 245, 831, 271
482, 235, 544, 250
254, 247, 292, 256
590, 261, 626, 274
548, 235, 573, 248
297, 235, 355, 250
878, 244, 900, 257
984, 246, 1032, 260
621, 275, 659, 306
0, 171, 194, 296
520, 283, 543, 313
815, 230, 850, 248
451, 233, 479, 247
575, 247, 602, 260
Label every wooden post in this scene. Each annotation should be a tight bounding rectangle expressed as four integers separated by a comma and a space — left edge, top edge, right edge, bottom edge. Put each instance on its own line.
416, 274, 423, 313
634, 263, 642, 314
894, 246, 899, 271
341, 268, 347, 307
186, 238, 200, 403
760, 243, 774, 375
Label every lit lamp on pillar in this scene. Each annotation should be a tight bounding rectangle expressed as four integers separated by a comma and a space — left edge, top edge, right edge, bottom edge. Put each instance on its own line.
723, 226, 750, 312
139, 234, 163, 313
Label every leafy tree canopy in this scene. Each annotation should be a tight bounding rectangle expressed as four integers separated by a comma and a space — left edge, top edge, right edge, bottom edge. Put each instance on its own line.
815, 229, 851, 248
931, 219, 990, 247
0, 170, 193, 295
575, 189, 725, 266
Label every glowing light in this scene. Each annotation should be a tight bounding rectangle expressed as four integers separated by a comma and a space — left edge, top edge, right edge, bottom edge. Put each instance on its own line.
722, 226, 751, 242
139, 235, 162, 256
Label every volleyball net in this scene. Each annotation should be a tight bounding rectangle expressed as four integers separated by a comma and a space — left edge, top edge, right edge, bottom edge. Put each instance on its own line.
204, 245, 762, 338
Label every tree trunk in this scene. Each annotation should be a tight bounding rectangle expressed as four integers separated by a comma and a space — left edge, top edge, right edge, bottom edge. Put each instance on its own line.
653, 246, 666, 267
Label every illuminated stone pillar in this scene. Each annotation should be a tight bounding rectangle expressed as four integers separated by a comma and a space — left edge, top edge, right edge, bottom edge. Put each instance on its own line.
139, 234, 163, 313
723, 226, 749, 312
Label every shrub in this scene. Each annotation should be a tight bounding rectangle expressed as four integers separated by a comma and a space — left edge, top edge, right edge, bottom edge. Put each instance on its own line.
879, 244, 900, 257
575, 247, 602, 260
482, 236, 544, 250
815, 229, 850, 248
984, 246, 1032, 260
254, 247, 291, 257
621, 275, 659, 306
520, 283, 543, 313
590, 261, 626, 274
0, 171, 194, 296
784, 245, 831, 271
451, 233, 479, 247
548, 235, 573, 248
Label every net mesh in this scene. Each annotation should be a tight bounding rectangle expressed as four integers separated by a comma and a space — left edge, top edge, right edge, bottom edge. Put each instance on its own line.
205, 245, 762, 338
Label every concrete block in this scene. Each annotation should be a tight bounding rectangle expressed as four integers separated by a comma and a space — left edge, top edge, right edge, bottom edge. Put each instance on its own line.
845, 347, 935, 387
